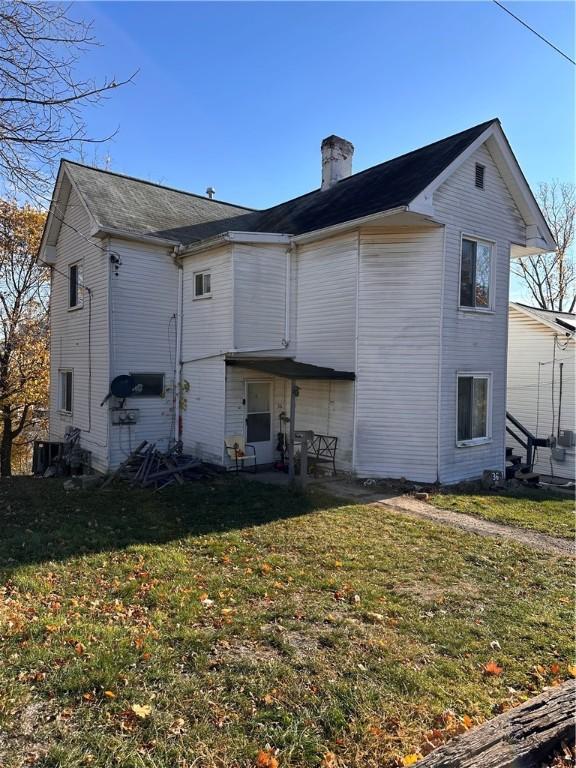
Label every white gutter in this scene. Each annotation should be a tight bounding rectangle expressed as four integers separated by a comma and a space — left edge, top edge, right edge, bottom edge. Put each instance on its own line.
179, 231, 291, 259
292, 206, 412, 245
91, 225, 181, 248
181, 347, 291, 366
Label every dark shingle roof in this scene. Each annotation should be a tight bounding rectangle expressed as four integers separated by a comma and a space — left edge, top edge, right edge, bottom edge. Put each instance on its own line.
62, 161, 254, 243
63, 119, 498, 245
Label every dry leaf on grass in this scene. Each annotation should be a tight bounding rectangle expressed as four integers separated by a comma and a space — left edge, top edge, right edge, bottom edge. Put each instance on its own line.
256, 749, 279, 768
483, 660, 503, 676
131, 704, 152, 719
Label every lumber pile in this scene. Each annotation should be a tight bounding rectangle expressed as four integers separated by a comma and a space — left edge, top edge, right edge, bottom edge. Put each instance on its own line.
101, 441, 214, 490
418, 679, 575, 768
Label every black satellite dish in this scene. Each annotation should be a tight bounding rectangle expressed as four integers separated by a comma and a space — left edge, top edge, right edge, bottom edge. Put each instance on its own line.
100, 374, 135, 406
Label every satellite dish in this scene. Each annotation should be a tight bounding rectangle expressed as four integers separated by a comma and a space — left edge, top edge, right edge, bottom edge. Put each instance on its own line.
100, 374, 135, 406
110, 375, 135, 398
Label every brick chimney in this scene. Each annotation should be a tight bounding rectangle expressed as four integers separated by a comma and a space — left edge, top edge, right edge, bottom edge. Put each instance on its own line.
321, 135, 354, 190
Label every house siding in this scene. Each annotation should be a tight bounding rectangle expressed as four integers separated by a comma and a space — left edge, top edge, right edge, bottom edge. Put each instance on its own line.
507, 308, 575, 479
355, 226, 444, 481
180, 245, 233, 463
435, 143, 525, 483
108, 238, 179, 468
295, 233, 357, 370
48, 187, 110, 472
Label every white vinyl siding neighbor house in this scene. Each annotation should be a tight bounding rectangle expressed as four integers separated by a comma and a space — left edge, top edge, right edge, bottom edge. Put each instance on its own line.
40, 119, 555, 482
507, 303, 575, 481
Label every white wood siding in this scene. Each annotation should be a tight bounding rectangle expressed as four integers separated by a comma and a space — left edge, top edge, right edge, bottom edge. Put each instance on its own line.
295, 233, 357, 370
507, 309, 575, 479
108, 238, 179, 468
435, 143, 526, 483
49, 187, 110, 472
355, 226, 444, 481
233, 243, 288, 353
181, 357, 226, 463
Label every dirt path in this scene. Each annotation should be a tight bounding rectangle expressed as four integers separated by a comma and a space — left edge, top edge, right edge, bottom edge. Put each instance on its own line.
317, 480, 574, 558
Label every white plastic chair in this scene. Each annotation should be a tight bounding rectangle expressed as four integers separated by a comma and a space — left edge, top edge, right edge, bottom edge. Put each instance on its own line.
224, 435, 257, 473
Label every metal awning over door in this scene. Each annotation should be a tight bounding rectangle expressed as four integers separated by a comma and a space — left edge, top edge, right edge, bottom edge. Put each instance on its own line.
225, 358, 355, 381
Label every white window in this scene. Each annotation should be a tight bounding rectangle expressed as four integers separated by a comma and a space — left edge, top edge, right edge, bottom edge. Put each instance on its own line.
60, 370, 73, 414
460, 237, 492, 309
68, 262, 83, 309
194, 270, 211, 298
457, 373, 491, 445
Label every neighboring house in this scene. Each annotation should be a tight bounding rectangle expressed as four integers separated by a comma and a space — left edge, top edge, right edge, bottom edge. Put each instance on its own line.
507, 303, 575, 481
39, 118, 555, 483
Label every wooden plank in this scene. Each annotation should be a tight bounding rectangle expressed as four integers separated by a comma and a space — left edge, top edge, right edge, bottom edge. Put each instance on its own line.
418, 680, 575, 768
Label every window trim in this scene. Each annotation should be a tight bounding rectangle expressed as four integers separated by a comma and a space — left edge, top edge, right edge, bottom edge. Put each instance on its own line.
59, 369, 74, 415
458, 233, 496, 313
456, 371, 492, 448
67, 261, 83, 311
193, 270, 212, 300
129, 372, 166, 398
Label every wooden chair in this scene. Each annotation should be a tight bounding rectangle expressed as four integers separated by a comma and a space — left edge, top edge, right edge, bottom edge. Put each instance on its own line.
224, 435, 257, 473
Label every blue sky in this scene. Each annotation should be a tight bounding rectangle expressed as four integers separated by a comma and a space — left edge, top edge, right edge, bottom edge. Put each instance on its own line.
72, 1, 574, 301
74, 1, 574, 207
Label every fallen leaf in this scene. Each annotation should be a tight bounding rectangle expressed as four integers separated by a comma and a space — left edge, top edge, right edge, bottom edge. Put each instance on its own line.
484, 660, 503, 676
131, 704, 152, 719
103, 690, 116, 699
550, 662, 560, 676
402, 754, 422, 766
260, 563, 272, 575
321, 752, 338, 767
568, 664, 576, 678
256, 750, 278, 768
462, 714, 473, 729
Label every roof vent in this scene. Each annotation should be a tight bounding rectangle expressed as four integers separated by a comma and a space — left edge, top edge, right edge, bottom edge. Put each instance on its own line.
321, 135, 354, 190
475, 163, 485, 189
206, 186, 216, 199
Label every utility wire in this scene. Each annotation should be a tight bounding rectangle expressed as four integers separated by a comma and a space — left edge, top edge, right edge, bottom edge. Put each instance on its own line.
492, 0, 575, 65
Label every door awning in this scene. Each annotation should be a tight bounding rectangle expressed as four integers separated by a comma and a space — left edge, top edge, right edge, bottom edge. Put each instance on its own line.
225, 357, 355, 381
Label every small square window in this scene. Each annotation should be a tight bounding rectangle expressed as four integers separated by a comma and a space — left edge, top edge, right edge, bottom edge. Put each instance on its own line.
130, 373, 165, 397
69, 263, 83, 308
194, 271, 211, 298
475, 163, 485, 190
60, 370, 73, 413
460, 238, 492, 309
457, 374, 491, 445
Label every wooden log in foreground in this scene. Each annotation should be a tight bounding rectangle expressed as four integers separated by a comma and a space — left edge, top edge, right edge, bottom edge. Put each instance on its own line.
418, 679, 575, 768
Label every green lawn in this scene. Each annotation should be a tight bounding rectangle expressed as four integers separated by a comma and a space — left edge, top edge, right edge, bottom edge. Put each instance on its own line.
0, 477, 573, 768
428, 486, 575, 539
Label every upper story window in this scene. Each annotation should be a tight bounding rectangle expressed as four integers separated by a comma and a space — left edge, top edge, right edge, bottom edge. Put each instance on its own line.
69, 262, 83, 309
129, 373, 165, 397
194, 270, 211, 299
475, 163, 485, 189
457, 373, 491, 446
460, 237, 492, 310
60, 370, 73, 414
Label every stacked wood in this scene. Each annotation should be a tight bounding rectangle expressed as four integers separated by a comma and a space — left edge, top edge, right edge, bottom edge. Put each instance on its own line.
418, 679, 575, 768
101, 442, 211, 490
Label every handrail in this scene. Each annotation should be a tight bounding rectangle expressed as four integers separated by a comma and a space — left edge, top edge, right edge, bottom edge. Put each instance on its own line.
506, 412, 550, 471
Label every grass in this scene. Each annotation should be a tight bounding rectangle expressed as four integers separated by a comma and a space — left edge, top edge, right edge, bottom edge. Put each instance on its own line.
428, 486, 575, 539
0, 477, 573, 768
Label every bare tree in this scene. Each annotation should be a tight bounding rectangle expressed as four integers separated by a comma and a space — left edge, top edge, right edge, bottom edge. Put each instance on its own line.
0, 1, 135, 197
513, 181, 575, 312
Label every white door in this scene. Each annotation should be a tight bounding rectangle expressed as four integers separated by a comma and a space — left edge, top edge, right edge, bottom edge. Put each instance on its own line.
245, 381, 273, 465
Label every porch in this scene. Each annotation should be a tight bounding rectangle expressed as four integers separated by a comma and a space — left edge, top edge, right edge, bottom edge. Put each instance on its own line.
224, 357, 355, 476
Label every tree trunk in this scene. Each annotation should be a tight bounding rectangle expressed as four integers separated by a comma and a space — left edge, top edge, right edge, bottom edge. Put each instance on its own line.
0, 407, 13, 477
418, 680, 575, 768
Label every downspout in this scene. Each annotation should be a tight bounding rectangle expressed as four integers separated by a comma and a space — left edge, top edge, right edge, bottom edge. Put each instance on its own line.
174, 246, 184, 442
351, 230, 360, 473
283, 243, 293, 348
436, 225, 447, 484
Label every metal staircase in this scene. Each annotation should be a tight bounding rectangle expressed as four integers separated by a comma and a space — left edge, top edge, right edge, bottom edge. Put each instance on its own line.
505, 412, 550, 485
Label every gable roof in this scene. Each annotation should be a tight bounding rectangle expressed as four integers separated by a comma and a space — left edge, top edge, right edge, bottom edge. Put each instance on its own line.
511, 302, 575, 335
40, 118, 555, 255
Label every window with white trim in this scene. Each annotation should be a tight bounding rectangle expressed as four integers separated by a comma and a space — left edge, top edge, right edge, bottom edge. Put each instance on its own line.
60, 370, 73, 414
69, 262, 83, 309
194, 270, 211, 298
460, 238, 492, 309
457, 373, 491, 445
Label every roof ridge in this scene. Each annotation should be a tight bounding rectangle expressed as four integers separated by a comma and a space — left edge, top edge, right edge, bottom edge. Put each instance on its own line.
513, 302, 575, 316
61, 159, 256, 212
257, 118, 499, 216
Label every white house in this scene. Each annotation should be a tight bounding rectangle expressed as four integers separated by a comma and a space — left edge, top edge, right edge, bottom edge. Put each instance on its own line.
39, 119, 555, 483
507, 303, 575, 481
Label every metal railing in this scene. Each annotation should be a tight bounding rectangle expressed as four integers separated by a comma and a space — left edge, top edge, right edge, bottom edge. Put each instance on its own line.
506, 411, 550, 471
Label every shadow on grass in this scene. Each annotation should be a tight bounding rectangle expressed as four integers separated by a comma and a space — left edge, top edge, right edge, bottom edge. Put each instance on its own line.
0, 476, 343, 573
